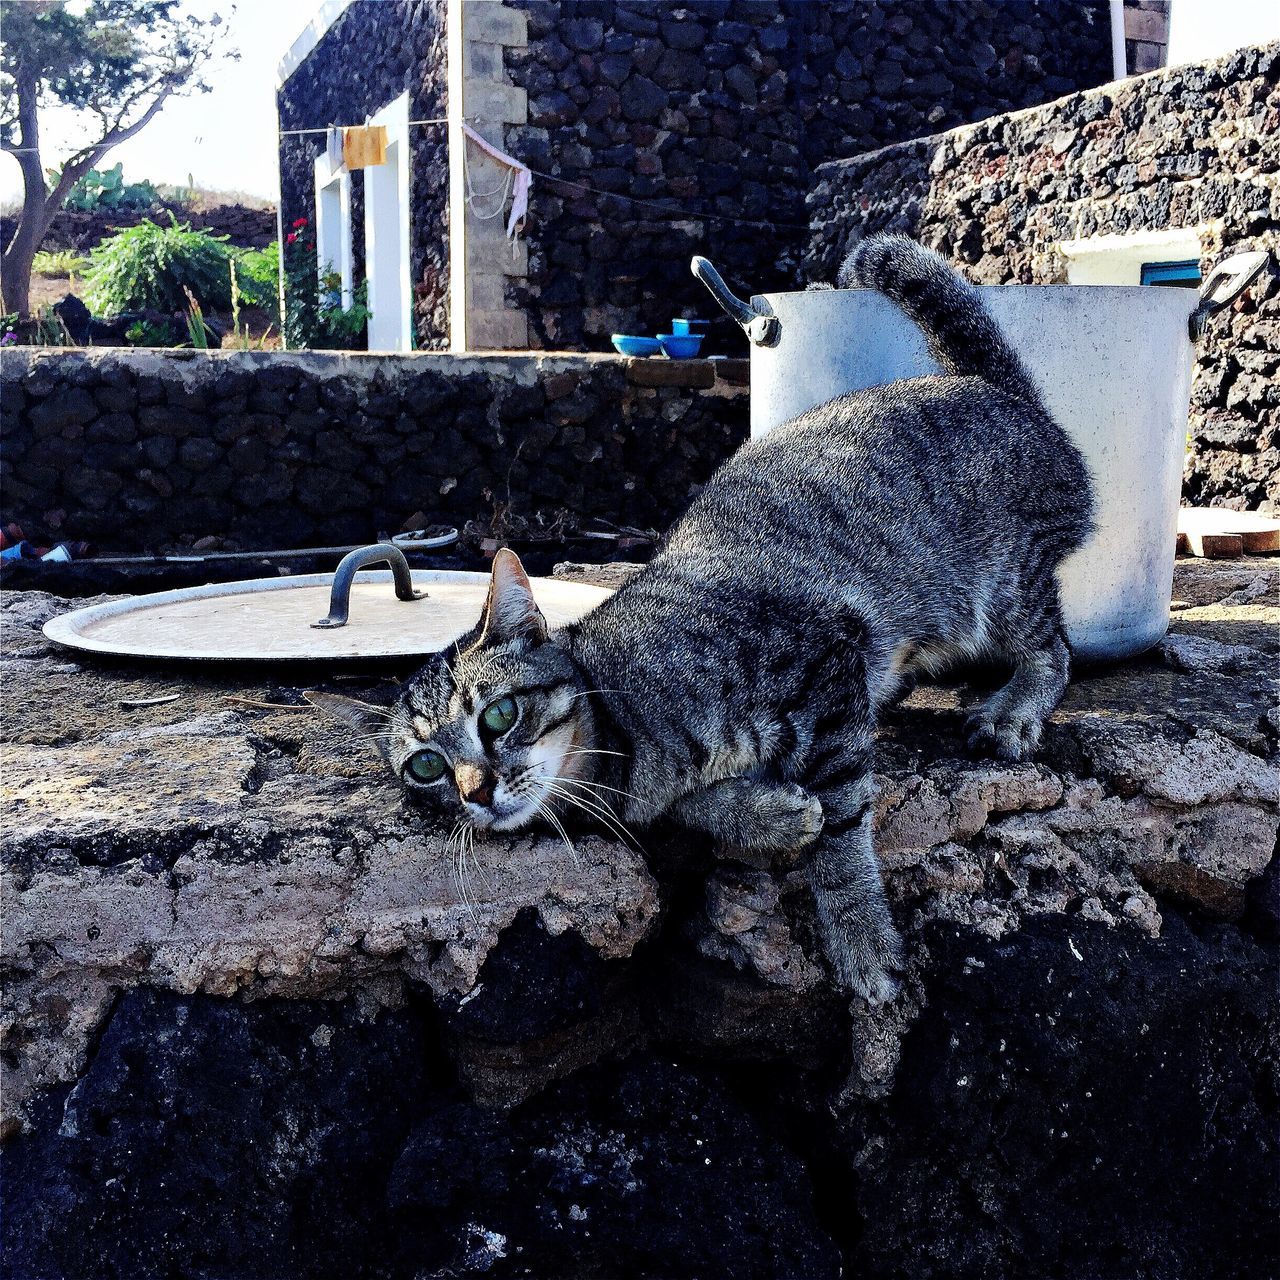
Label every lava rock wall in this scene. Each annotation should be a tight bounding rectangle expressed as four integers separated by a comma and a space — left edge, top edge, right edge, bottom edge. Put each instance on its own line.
805, 42, 1280, 514
0, 347, 748, 552
500, 0, 1114, 349
277, 0, 450, 349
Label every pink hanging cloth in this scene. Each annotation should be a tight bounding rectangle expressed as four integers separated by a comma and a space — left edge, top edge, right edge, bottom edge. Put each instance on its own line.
461, 122, 531, 240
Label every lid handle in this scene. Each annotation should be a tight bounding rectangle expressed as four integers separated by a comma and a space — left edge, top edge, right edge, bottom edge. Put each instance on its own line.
312, 543, 426, 629
1189, 249, 1269, 341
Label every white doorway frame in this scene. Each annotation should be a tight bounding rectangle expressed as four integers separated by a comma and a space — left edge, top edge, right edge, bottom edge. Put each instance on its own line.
364, 92, 413, 351
313, 152, 353, 307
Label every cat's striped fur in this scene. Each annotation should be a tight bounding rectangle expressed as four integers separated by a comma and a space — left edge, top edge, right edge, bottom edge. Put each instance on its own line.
315, 235, 1094, 1003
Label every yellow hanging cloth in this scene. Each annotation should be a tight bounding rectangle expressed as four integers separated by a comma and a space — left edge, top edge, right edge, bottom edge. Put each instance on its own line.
343, 124, 388, 170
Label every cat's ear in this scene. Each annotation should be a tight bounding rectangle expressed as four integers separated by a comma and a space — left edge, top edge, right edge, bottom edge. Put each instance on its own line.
479, 548, 548, 645
304, 690, 391, 749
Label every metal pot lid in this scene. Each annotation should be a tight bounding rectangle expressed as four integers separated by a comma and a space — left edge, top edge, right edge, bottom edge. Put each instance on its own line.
43, 562, 614, 663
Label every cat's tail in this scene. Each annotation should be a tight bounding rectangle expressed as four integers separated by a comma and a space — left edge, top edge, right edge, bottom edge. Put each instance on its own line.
839, 234, 1046, 411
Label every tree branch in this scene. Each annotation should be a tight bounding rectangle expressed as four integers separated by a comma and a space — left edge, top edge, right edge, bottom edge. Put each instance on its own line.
56, 79, 176, 191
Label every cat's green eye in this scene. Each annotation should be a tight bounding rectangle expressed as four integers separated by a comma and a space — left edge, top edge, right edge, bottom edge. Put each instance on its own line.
405, 749, 447, 784
481, 695, 518, 735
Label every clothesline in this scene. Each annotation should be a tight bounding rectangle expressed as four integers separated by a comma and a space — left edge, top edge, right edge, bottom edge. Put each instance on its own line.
280, 115, 811, 233
278, 116, 450, 136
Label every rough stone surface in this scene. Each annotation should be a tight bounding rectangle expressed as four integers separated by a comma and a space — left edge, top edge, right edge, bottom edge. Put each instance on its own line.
804, 41, 1280, 513
0, 348, 748, 551
1, 553, 1276, 1277
277, 0, 450, 349
500, 0, 1112, 351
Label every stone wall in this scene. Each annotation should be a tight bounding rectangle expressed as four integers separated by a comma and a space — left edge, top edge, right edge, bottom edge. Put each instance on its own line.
1, 203, 277, 255
0, 348, 747, 552
277, 0, 450, 349
501, 0, 1114, 350
805, 42, 1280, 513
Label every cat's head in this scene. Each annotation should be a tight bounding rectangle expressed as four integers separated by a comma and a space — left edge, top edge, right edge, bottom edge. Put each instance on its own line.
309, 550, 594, 831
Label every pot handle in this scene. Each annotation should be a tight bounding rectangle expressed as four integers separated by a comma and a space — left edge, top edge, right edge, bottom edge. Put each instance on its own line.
1189, 249, 1269, 341
312, 543, 426, 629
690, 256, 780, 347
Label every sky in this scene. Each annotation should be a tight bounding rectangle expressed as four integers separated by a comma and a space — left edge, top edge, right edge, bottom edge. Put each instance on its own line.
1, 0, 320, 205
2, 0, 1278, 209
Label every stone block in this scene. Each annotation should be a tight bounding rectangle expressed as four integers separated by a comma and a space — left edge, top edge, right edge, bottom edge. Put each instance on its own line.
464, 1, 527, 48
468, 309, 529, 350
463, 79, 528, 126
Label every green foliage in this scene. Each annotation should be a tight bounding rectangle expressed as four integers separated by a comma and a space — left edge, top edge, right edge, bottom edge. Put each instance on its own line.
1, 3, 227, 126
31, 249, 89, 277
182, 287, 213, 348
84, 214, 234, 314
231, 242, 281, 314
33, 304, 73, 347
281, 218, 369, 351
124, 317, 177, 347
58, 162, 158, 212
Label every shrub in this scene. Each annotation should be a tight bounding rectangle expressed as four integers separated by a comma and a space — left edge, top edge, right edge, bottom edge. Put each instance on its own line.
84, 214, 235, 314
31, 249, 89, 277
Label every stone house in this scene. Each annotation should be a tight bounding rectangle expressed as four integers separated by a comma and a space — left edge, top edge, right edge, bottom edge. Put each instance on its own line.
277, 0, 1122, 353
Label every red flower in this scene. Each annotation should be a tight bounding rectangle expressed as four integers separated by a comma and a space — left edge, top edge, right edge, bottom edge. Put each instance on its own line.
306, 241, 314, 250
292, 217, 308, 228
286, 232, 298, 245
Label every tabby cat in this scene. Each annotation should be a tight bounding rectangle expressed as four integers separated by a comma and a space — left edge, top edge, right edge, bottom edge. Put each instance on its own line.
312, 235, 1094, 1003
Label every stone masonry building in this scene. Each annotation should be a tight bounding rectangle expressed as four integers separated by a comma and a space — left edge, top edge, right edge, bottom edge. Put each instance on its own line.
277, 0, 1118, 353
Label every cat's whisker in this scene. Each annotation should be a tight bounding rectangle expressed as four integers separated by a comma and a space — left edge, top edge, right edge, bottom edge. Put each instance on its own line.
542, 780, 641, 849
566, 688, 633, 702
536, 798, 579, 867
466, 823, 492, 894
560, 746, 629, 760
556, 774, 640, 805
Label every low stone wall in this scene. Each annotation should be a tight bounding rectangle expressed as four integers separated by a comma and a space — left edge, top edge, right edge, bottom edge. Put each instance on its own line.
804, 42, 1280, 513
0, 348, 748, 551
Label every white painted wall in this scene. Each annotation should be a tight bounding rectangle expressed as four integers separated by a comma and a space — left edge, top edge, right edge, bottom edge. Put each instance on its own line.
1059, 227, 1205, 285
364, 93, 413, 352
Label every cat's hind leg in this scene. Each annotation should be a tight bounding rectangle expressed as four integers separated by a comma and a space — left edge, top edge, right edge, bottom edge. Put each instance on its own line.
670, 777, 824, 855
965, 613, 1070, 762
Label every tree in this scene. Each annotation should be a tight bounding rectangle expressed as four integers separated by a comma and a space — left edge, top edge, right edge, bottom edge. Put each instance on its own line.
0, 0, 229, 316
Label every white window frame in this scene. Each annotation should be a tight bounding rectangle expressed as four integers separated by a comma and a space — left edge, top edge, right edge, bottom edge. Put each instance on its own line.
314, 152, 353, 308
364, 92, 413, 352
1059, 227, 1204, 286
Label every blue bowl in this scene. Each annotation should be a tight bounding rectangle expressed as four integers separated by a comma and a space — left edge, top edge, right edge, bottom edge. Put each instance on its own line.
658, 333, 704, 359
612, 334, 663, 357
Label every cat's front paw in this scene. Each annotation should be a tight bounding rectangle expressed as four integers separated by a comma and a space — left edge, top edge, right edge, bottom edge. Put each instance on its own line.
965, 707, 1044, 762
761, 783, 825, 851
820, 912, 904, 1005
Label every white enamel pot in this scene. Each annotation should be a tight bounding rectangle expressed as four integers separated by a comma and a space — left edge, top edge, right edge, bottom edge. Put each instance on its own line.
693, 251, 1268, 661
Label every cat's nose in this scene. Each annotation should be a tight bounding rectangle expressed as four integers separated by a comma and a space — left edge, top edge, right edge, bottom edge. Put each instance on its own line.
455, 762, 496, 807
